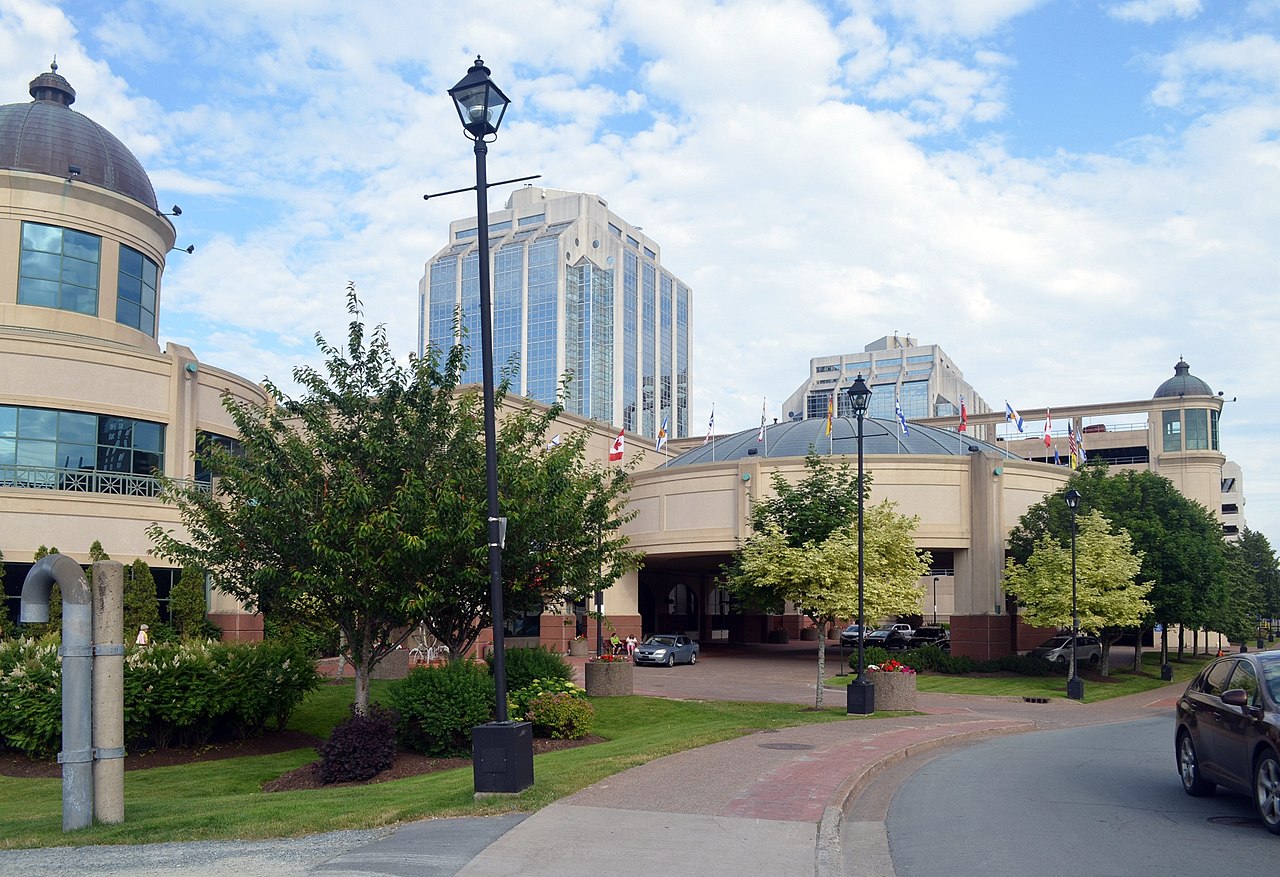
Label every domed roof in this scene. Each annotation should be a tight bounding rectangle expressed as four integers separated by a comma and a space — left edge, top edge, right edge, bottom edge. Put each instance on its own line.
0, 64, 157, 210
1154, 359, 1213, 398
664, 416, 1012, 468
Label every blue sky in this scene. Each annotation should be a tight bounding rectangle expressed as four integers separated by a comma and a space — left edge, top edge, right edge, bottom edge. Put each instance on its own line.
2, 0, 1278, 539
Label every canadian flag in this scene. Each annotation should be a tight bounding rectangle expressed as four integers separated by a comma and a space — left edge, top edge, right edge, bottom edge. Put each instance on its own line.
608, 428, 625, 463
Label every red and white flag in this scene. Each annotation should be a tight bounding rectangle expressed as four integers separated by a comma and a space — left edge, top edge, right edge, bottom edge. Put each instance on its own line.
1043, 410, 1053, 449
958, 396, 968, 433
608, 428, 625, 463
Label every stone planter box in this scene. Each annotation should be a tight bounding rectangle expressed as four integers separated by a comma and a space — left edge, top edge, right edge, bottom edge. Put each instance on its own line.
585, 659, 633, 696
568, 639, 588, 657
867, 670, 917, 711
799, 627, 819, 641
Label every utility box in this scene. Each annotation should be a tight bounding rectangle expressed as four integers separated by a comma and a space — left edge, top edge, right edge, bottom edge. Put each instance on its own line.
472, 721, 534, 794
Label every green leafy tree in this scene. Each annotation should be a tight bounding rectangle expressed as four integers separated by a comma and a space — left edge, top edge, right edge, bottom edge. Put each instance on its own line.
170, 565, 209, 639
124, 558, 161, 638
726, 453, 927, 705
1238, 529, 1280, 629
1008, 467, 1222, 666
1004, 510, 1152, 676
149, 287, 639, 713
1207, 541, 1263, 645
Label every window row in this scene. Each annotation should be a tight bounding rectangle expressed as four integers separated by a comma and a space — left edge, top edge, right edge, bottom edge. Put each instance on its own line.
17, 222, 159, 336
0, 405, 165, 488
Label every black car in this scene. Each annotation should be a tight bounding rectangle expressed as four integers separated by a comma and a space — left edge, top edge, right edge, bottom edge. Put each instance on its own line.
839, 624, 868, 648
908, 627, 950, 650
1175, 651, 1280, 833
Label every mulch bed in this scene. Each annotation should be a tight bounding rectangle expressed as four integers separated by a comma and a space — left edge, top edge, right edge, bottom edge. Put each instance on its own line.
0, 730, 604, 792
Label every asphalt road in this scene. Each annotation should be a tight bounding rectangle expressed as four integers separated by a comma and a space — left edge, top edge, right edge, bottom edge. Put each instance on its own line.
879, 716, 1276, 877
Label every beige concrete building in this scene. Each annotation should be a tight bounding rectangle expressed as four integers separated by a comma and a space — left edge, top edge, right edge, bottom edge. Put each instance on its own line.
0, 65, 266, 637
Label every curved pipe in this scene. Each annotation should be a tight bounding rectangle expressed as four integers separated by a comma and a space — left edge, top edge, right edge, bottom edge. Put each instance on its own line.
21, 554, 93, 831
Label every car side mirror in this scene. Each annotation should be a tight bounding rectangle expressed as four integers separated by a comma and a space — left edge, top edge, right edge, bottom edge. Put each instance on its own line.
1221, 688, 1261, 716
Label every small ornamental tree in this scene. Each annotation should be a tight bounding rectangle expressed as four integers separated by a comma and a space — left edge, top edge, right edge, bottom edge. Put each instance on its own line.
170, 565, 209, 640
124, 558, 162, 637
1004, 510, 1152, 676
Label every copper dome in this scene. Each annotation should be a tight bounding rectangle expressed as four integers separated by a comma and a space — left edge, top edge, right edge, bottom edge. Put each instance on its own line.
0, 64, 158, 210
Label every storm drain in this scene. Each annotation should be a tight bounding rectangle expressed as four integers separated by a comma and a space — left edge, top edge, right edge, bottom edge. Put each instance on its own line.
759, 743, 816, 751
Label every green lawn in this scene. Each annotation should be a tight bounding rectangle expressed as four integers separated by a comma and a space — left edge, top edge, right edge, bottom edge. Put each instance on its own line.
0, 686, 850, 850
827, 649, 1215, 703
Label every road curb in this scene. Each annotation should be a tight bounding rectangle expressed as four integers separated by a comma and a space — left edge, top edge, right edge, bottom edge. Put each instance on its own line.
813, 720, 1036, 877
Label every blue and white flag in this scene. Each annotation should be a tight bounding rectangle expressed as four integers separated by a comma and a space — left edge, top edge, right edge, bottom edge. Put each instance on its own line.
703, 405, 715, 445
655, 415, 668, 452
1004, 401, 1024, 433
546, 434, 562, 449
1052, 445, 1061, 466
895, 394, 910, 436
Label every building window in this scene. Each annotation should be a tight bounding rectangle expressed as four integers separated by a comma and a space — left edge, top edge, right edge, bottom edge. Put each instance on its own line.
1185, 409, 1209, 451
1222, 503, 1239, 515
194, 431, 242, 487
518, 214, 545, 226
455, 227, 478, 239
1162, 411, 1181, 452
1210, 409, 1220, 451
0, 405, 164, 494
117, 245, 158, 336
18, 222, 101, 315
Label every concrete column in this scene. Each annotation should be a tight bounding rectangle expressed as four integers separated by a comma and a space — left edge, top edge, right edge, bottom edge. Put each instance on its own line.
92, 560, 125, 825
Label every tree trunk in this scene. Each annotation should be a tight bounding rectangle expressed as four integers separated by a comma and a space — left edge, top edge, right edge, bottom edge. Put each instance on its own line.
815, 626, 827, 709
1133, 627, 1143, 672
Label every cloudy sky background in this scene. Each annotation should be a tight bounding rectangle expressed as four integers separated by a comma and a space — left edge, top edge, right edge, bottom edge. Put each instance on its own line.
2, 0, 1277, 537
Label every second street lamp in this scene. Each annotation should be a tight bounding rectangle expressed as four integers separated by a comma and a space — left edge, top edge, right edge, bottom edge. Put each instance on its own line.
449, 56, 534, 794
1064, 488, 1084, 701
846, 374, 874, 715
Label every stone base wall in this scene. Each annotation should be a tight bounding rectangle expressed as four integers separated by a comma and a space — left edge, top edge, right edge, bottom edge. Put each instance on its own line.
208, 611, 263, 642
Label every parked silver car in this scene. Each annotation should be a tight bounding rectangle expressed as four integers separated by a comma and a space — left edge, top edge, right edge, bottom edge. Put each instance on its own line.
633, 634, 699, 667
1029, 634, 1102, 667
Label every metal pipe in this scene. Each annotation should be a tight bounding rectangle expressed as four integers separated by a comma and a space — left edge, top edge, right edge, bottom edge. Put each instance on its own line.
21, 554, 94, 831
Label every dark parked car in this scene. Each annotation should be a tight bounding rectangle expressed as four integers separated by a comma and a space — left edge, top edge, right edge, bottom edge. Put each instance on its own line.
908, 627, 950, 649
633, 634, 699, 667
865, 624, 912, 651
1175, 651, 1280, 833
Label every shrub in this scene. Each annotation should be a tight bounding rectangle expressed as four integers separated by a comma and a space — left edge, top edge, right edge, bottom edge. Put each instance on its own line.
525, 691, 595, 739
317, 703, 399, 784
493, 646, 573, 692
851, 646, 890, 670
509, 677, 584, 718
0, 636, 62, 757
388, 661, 495, 756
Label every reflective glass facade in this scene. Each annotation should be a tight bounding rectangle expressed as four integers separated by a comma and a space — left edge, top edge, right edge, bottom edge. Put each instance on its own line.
419, 190, 691, 441
0, 404, 164, 494
18, 222, 100, 315
117, 245, 158, 335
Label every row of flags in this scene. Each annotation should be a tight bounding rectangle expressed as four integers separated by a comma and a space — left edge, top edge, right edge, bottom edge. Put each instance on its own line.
603, 399, 1090, 469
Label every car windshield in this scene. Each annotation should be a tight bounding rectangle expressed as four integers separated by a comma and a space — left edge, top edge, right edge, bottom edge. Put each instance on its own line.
1260, 655, 1280, 702
875, 625, 897, 632
1039, 637, 1072, 648
646, 636, 676, 646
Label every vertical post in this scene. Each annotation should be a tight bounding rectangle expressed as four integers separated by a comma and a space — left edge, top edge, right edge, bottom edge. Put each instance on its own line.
847, 374, 874, 715
473, 136, 509, 722
933, 577, 939, 626
1066, 490, 1084, 701
92, 560, 125, 824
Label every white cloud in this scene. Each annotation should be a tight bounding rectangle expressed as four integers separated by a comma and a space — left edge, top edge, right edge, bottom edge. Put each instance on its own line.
1106, 0, 1203, 25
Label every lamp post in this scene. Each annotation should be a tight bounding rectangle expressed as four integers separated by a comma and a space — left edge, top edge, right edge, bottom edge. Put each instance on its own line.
449, 57, 533, 793
933, 577, 939, 626
1064, 488, 1084, 701
846, 375, 874, 715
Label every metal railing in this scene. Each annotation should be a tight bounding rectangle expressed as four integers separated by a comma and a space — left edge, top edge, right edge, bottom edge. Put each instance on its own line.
0, 465, 211, 498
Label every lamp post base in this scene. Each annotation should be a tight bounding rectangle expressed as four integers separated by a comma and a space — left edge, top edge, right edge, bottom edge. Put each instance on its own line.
472, 721, 534, 794
847, 678, 876, 715
1067, 676, 1085, 701
1160, 663, 1173, 681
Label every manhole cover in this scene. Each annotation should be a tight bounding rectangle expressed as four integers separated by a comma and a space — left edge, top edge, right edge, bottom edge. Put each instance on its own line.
759, 743, 815, 751
1208, 816, 1262, 827
1023, 697, 1049, 704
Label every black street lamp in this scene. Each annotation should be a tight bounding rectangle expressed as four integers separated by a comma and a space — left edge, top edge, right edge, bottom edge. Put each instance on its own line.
846, 375, 875, 715
1064, 488, 1085, 701
449, 57, 533, 794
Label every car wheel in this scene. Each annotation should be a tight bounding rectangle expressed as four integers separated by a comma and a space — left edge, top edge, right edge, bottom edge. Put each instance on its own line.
1054, 654, 1068, 666
1178, 731, 1216, 797
689, 651, 697, 665
1256, 751, 1280, 833
665, 653, 675, 667
1088, 652, 1101, 667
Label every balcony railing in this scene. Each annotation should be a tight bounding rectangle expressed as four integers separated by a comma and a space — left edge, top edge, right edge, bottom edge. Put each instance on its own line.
0, 465, 210, 498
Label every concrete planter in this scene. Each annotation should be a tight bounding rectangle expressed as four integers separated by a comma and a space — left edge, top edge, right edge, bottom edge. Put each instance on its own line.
867, 670, 917, 711
585, 659, 633, 696
568, 639, 588, 657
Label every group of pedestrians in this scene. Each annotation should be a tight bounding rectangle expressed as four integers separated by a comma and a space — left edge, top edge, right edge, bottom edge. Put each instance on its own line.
609, 633, 639, 656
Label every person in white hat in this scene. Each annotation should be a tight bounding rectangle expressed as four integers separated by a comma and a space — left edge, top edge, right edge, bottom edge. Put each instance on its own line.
135, 624, 150, 646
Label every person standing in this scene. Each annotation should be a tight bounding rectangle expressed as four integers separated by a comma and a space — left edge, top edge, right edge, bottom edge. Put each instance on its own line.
135, 624, 149, 646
